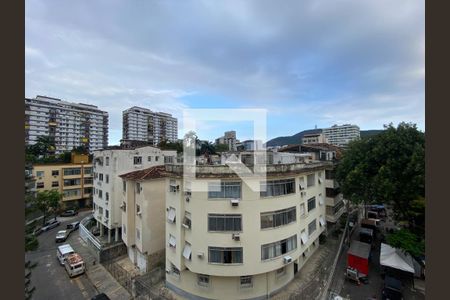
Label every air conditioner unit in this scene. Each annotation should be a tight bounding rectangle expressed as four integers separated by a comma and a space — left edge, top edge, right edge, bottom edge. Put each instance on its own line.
299, 184, 304, 190
231, 199, 240, 206
197, 251, 204, 258
318, 178, 322, 184
185, 197, 190, 202
182, 223, 190, 229
185, 191, 192, 196
232, 233, 240, 241
137, 211, 142, 216
120, 204, 125, 209
283, 256, 293, 264
165, 268, 171, 274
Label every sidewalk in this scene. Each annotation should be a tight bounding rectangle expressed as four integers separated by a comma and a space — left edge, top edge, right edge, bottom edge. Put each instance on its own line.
74, 234, 132, 299
272, 234, 340, 299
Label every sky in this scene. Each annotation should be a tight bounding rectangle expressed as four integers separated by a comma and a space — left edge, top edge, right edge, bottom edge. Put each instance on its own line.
25, 0, 425, 145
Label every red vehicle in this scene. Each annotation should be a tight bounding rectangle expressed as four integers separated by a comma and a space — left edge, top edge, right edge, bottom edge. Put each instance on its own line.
347, 240, 371, 280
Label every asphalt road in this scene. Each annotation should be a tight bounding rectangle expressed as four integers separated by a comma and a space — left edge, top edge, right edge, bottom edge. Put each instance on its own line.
25, 211, 98, 300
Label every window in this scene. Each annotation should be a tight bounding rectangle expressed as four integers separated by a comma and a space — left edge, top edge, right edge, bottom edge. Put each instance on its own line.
105, 192, 109, 201
260, 207, 296, 229
99, 173, 103, 181
197, 274, 209, 287
105, 210, 109, 218
240, 276, 253, 288
105, 174, 109, 183
148, 156, 152, 162
64, 179, 81, 186
183, 212, 192, 229
307, 174, 315, 187
134, 156, 142, 165
136, 182, 141, 194
36, 171, 44, 177
300, 203, 306, 216
209, 247, 243, 264
64, 168, 81, 176
84, 178, 93, 185
325, 170, 335, 180
300, 229, 308, 245
98, 190, 103, 199
98, 206, 103, 215
170, 263, 181, 277
260, 178, 295, 197
307, 197, 316, 212
105, 157, 109, 166
208, 181, 241, 199
123, 180, 126, 192
276, 267, 286, 278
155, 156, 159, 162
168, 234, 176, 248
136, 228, 141, 240
136, 204, 141, 214
63, 189, 81, 198
51, 170, 59, 176
326, 187, 341, 198
36, 182, 44, 189
164, 156, 173, 164
84, 167, 92, 175
168, 207, 176, 223
84, 187, 92, 195
208, 214, 242, 232
308, 219, 317, 236
183, 242, 192, 260
261, 235, 297, 260
51, 181, 59, 187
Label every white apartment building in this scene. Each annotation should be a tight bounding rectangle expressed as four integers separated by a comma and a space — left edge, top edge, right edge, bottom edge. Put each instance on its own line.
92, 145, 176, 244
322, 124, 360, 147
120, 162, 330, 299
122, 106, 178, 146
25, 95, 108, 153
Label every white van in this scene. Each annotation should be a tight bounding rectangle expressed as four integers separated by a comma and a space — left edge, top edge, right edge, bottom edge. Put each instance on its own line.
57, 244, 74, 265
64, 253, 85, 277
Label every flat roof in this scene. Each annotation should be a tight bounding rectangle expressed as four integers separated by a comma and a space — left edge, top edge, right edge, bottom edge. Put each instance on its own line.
348, 240, 371, 258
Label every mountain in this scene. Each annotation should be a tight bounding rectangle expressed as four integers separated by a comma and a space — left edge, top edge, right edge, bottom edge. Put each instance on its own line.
266, 129, 322, 147
266, 129, 384, 147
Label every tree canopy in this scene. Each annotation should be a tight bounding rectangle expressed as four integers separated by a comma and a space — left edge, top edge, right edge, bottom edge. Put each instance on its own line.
336, 122, 425, 223
32, 190, 62, 225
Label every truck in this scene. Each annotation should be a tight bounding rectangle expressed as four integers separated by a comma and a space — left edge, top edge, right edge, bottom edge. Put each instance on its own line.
346, 240, 371, 284
64, 253, 86, 277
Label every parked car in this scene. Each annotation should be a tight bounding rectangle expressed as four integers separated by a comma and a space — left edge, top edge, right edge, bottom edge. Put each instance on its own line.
55, 230, 71, 243
33, 226, 43, 236
91, 293, 111, 300
382, 276, 403, 300
41, 219, 61, 232
66, 221, 80, 232
60, 209, 78, 217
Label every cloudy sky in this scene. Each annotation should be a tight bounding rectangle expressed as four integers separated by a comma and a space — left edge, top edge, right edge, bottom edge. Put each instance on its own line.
25, 0, 424, 144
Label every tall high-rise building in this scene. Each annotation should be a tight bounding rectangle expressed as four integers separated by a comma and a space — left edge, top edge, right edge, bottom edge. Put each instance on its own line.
215, 130, 238, 151
322, 124, 360, 147
25, 95, 108, 153
122, 106, 178, 146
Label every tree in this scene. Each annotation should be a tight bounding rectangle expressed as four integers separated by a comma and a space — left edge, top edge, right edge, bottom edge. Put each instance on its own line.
215, 143, 230, 153
386, 229, 425, 257
33, 190, 62, 225
336, 123, 425, 225
25, 164, 38, 299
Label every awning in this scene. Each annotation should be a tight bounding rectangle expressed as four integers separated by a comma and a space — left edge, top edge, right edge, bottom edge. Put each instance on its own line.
168, 208, 176, 223
319, 216, 326, 226
380, 243, 415, 274
301, 231, 309, 245
183, 243, 192, 260
169, 235, 176, 247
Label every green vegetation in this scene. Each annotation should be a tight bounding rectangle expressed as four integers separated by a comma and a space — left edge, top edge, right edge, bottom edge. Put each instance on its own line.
33, 190, 62, 225
386, 229, 425, 257
336, 122, 425, 255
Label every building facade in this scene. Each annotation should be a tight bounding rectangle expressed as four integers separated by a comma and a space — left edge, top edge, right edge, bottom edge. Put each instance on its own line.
301, 133, 328, 145
25, 95, 108, 153
322, 124, 360, 147
32, 155, 93, 208
92, 146, 177, 244
121, 162, 330, 299
122, 106, 178, 146
215, 131, 238, 151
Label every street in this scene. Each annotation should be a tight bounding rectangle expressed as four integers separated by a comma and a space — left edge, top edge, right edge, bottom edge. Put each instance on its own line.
25, 211, 98, 300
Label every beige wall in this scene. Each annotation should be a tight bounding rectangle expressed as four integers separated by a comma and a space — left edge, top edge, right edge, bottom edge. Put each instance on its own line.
164, 168, 327, 299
